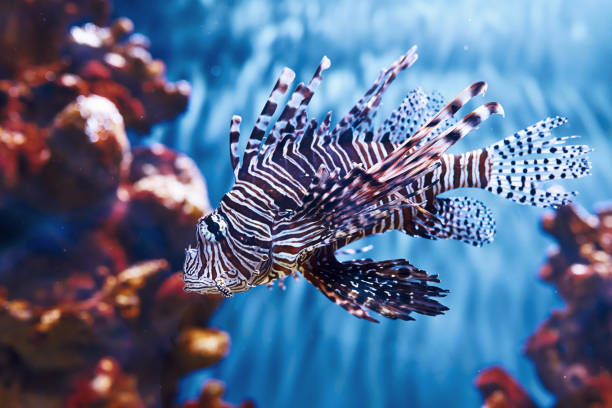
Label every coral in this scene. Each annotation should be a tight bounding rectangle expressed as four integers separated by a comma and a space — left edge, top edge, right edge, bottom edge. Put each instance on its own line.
475, 367, 536, 408
0, 253, 229, 406
0, 1, 247, 407
0, 0, 189, 171
178, 380, 255, 408
66, 18, 191, 133
115, 144, 210, 270
0, 0, 109, 79
66, 364, 258, 408
66, 357, 146, 408
476, 204, 612, 408
16, 95, 129, 212
0, 0, 190, 208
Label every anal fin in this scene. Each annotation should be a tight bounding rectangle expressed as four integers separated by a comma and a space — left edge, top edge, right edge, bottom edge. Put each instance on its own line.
427, 197, 496, 247
393, 196, 495, 247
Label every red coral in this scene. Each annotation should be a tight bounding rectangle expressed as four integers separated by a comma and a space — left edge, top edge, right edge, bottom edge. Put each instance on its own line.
0, 126, 49, 189
0, 4, 189, 191
525, 204, 612, 404
115, 143, 210, 270
477, 204, 612, 408
25, 95, 129, 212
66, 357, 146, 408
475, 366, 536, 408
0, 0, 109, 79
67, 18, 191, 133
0, 1, 242, 407
180, 380, 256, 408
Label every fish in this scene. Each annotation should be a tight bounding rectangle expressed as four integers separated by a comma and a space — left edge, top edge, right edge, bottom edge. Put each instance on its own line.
183, 46, 591, 322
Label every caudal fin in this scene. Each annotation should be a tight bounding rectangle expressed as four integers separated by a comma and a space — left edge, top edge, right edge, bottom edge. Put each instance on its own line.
485, 116, 591, 207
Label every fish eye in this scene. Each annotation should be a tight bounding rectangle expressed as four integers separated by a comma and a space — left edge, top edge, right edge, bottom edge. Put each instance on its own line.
198, 212, 227, 242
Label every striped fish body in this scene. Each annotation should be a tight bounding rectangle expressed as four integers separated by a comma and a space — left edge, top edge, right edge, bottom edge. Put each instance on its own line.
183, 46, 591, 322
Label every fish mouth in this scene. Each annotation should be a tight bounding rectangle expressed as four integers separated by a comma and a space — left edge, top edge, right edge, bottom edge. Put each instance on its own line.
182, 279, 215, 293
183, 277, 235, 298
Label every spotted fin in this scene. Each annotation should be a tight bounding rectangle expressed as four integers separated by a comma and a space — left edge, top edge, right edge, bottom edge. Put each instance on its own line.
376, 88, 451, 145
301, 247, 448, 322
427, 197, 496, 246
485, 116, 592, 207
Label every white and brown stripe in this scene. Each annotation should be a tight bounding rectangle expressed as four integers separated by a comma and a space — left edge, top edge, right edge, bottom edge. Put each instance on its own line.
183, 47, 590, 322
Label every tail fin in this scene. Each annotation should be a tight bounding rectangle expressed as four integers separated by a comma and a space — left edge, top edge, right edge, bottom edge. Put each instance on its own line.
485, 116, 591, 207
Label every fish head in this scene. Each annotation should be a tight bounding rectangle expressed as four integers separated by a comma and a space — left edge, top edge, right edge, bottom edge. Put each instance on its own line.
182, 210, 247, 297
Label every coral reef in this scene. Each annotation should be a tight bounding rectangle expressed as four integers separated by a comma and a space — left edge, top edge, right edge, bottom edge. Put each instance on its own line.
0, 0, 110, 79
0, 0, 189, 142
475, 366, 536, 408
66, 18, 191, 134
0, 1, 250, 407
179, 380, 255, 408
115, 144, 210, 270
476, 204, 612, 408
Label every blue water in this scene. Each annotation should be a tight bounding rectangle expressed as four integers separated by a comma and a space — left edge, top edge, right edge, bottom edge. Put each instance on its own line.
115, 1, 612, 406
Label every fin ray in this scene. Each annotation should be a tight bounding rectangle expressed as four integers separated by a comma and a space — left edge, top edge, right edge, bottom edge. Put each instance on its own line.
241, 67, 295, 172
427, 197, 496, 246
301, 247, 448, 322
229, 115, 241, 179
485, 116, 591, 207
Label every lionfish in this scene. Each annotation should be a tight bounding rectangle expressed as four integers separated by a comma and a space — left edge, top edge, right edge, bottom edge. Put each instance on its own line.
183, 46, 591, 322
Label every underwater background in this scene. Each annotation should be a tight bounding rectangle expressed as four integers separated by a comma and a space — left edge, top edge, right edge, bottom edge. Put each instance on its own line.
111, 0, 612, 407
0, 0, 610, 407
